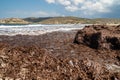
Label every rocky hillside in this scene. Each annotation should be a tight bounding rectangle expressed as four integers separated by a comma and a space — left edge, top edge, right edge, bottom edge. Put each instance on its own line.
0, 25, 119, 79
23, 17, 52, 23
24, 17, 120, 24
0, 17, 120, 24
0, 18, 30, 24
92, 18, 120, 24
38, 17, 91, 24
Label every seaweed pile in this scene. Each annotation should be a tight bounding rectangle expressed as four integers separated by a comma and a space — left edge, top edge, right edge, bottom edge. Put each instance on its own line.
0, 25, 120, 80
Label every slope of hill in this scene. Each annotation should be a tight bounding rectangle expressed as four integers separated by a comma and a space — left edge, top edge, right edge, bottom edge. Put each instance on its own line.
38, 17, 91, 24
24, 17, 120, 24
0, 17, 120, 24
92, 18, 120, 24
0, 18, 30, 24
23, 17, 52, 23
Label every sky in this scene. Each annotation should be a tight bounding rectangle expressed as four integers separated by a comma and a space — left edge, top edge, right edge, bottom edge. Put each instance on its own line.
0, 0, 120, 18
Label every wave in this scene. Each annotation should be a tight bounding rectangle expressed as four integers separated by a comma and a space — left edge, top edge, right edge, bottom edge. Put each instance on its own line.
0, 24, 74, 28
0, 24, 90, 35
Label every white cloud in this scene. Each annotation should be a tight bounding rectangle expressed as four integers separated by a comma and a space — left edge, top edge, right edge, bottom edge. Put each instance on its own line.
58, 0, 71, 6
45, 0, 55, 3
65, 5, 79, 12
45, 0, 120, 16
29, 11, 61, 17
100, 0, 114, 5
72, 0, 85, 5
80, 1, 110, 13
33, 11, 48, 16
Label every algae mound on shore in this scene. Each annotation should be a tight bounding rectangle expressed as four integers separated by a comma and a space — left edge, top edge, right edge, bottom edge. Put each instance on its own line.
0, 25, 120, 80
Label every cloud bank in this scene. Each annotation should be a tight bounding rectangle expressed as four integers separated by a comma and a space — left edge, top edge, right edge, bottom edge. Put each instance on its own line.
45, 0, 120, 17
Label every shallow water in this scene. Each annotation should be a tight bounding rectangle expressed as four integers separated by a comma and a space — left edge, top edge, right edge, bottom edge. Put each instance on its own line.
0, 24, 90, 35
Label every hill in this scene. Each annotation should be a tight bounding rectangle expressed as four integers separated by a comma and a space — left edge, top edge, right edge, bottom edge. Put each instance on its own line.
92, 18, 120, 24
0, 17, 120, 24
38, 17, 91, 24
23, 17, 52, 23
0, 18, 30, 24
23, 17, 120, 24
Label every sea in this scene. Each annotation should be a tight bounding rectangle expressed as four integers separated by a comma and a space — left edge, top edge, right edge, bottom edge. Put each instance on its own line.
0, 24, 90, 36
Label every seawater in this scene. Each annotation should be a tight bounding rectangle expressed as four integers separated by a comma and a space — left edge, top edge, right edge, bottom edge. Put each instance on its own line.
0, 24, 90, 35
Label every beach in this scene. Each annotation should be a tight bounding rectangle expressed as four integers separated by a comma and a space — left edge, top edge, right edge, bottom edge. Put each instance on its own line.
0, 24, 120, 80
1, 0, 120, 79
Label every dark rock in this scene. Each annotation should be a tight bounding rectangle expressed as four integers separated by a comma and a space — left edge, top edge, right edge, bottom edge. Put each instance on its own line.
74, 25, 120, 50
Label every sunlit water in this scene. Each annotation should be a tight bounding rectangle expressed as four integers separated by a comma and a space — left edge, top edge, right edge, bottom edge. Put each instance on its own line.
0, 24, 90, 35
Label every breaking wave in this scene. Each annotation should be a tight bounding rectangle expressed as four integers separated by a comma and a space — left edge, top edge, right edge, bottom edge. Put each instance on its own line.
0, 24, 89, 35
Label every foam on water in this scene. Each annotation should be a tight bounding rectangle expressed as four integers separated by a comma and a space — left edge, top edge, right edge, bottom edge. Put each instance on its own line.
0, 24, 89, 35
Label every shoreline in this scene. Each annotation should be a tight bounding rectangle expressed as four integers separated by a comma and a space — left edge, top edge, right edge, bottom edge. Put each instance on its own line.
0, 24, 86, 36
0, 25, 119, 79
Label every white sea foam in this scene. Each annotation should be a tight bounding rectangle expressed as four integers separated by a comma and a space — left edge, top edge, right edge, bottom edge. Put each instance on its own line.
0, 24, 90, 35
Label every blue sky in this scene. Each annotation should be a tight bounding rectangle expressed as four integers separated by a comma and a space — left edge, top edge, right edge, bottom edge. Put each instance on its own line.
0, 0, 120, 18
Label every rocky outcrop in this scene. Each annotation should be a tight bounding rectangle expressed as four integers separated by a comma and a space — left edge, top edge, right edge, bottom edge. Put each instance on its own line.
74, 25, 120, 50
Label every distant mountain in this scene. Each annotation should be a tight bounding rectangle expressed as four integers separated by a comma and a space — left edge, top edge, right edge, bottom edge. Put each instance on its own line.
0, 17, 120, 24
